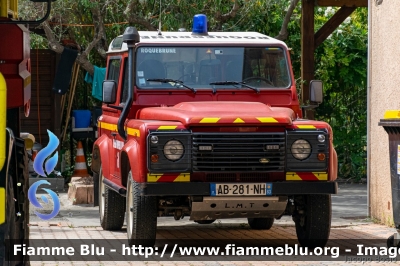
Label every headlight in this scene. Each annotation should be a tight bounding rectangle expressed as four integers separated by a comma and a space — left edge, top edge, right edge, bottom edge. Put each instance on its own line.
163, 140, 184, 161
291, 139, 311, 160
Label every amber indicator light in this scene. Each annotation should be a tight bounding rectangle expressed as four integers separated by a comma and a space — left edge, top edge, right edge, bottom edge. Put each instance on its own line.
318, 153, 326, 161
151, 154, 159, 163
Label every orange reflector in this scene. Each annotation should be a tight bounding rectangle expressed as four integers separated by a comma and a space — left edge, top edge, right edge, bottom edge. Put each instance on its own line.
151, 154, 159, 163
318, 153, 326, 161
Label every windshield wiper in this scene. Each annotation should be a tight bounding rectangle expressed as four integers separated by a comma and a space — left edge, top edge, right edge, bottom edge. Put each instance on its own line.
147, 78, 196, 94
209, 81, 260, 94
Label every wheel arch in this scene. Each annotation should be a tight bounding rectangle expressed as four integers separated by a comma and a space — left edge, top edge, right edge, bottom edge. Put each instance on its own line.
92, 135, 113, 207
92, 134, 112, 177
120, 138, 144, 186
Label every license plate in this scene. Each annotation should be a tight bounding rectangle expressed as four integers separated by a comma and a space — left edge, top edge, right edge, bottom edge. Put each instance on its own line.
210, 183, 272, 196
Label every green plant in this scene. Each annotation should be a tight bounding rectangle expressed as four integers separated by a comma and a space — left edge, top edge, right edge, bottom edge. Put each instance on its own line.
314, 8, 368, 181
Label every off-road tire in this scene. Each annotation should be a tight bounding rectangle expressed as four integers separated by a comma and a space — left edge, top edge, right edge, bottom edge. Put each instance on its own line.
294, 194, 331, 248
1, 140, 30, 265
99, 166, 125, 230
387, 235, 395, 248
247, 218, 274, 230
126, 171, 157, 247
0, 175, 17, 266
194, 220, 216, 224
387, 235, 400, 248
17, 145, 30, 244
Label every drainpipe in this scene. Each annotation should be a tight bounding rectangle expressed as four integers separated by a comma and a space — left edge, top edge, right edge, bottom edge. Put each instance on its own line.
367, 0, 372, 217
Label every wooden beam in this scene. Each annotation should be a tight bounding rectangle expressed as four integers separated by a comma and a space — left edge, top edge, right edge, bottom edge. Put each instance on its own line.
317, 0, 367, 7
301, 0, 315, 119
314, 6, 356, 48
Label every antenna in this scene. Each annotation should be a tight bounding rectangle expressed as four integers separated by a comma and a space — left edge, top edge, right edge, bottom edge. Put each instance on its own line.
158, 0, 162, 35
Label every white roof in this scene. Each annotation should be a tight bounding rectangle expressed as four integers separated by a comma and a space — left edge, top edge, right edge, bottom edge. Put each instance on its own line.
108, 31, 287, 53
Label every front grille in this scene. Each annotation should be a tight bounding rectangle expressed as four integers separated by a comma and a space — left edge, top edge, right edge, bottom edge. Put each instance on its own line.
193, 133, 285, 172
205, 173, 236, 182
205, 173, 270, 182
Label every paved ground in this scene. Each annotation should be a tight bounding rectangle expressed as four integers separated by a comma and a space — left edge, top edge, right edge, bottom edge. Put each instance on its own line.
26, 183, 399, 265
29, 183, 369, 227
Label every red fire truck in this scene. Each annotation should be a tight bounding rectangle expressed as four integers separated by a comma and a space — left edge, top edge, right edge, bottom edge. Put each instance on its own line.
0, 0, 54, 264
92, 15, 338, 248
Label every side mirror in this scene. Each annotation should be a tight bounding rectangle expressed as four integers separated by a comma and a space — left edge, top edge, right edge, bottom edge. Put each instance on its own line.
102, 80, 117, 104
309, 80, 323, 104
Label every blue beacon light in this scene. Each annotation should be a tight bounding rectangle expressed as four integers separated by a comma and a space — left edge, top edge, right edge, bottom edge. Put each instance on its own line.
192, 14, 208, 35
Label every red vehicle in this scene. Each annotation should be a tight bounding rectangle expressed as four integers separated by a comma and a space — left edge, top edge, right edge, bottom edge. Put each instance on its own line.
92, 15, 338, 248
0, 0, 53, 264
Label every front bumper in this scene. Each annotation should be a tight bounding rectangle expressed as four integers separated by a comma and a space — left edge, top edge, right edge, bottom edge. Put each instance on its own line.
138, 181, 338, 196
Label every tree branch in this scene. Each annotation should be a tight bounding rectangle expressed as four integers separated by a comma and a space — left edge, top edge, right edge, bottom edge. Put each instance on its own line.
275, 0, 300, 41
92, 6, 108, 59
124, 0, 157, 30
127, 16, 157, 30
42, 21, 64, 53
214, 0, 240, 30
43, 21, 97, 75
219, 0, 240, 22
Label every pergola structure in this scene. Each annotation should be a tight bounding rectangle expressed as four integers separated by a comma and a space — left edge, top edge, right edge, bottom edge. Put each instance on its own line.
301, 0, 367, 118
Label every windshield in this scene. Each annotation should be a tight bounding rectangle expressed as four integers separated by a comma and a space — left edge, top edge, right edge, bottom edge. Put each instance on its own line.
136, 46, 291, 90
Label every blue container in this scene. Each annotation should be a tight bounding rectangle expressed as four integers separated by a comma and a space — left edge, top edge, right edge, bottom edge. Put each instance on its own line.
73, 110, 91, 128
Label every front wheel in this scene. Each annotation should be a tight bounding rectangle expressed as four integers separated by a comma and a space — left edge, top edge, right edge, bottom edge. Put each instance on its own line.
248, 218, 274, 230
126, 171, 157, 247
99, 166, 125, 230
294, 194, 331, 248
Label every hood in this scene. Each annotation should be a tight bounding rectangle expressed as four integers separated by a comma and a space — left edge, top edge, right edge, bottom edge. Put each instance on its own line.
137, 102, 295, 126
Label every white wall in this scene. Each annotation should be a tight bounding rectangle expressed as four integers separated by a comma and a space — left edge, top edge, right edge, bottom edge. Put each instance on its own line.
370, 0, 400, 225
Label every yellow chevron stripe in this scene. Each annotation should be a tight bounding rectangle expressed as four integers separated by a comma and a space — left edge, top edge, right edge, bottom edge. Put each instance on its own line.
99, 121, 117, 131
0, 188, 4, 224
256, 117, 278, 123
174, 173, 190, 182
233, 118, 245, 123
296, 125, 317, 129
127, 128, 140, 137
285, 172, 328, 180
158, 126, 178, 130
313, 172, 328, 180
147, 173, 163, 182
285, 172, 302, 181
99, 122, 141, 137
200, 118, 220, 123
147, 173, 190, 182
